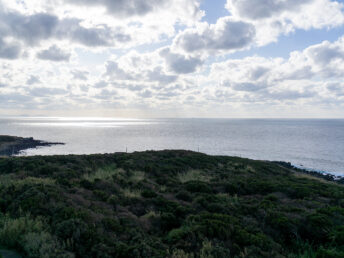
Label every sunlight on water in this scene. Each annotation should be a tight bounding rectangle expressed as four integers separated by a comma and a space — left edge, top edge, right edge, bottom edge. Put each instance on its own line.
15, 121, 157, 128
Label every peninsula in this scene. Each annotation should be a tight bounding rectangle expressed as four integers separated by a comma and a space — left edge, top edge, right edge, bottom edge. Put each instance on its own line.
0, 135, 64, 156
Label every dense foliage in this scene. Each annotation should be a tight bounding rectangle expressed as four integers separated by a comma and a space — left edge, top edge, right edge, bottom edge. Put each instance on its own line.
0, 150, 343, 257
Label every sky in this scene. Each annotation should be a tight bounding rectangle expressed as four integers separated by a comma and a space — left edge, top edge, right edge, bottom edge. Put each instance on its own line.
1, 0, 344, 118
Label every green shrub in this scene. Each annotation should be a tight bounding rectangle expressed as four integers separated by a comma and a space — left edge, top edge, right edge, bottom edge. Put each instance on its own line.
176, 191, 192, 202
0, 214, 45, 249
185, 181, 212, 194
102, 217, 122, 232
167, 226, 194, 244
315, 247, 344, 258
141, 189, 157, 198
22, 232, 73, 258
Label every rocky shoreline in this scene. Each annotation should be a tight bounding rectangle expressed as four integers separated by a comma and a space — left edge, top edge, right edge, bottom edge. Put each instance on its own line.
0, 135, 64, 156
274, 160, 344, 184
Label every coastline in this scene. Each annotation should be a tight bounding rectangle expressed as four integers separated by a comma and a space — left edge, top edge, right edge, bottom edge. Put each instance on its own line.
1, 134, 342, 185
274, 161, 344, 184
0, 135, 64, 156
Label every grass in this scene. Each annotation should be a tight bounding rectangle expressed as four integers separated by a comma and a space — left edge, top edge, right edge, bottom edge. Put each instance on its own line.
129, 171, 145, 183
82, 165, 119, 182
141, 211, 161, 219
122, 188, 142, 198
0, 174, 55, 188
177, 169, 211, 183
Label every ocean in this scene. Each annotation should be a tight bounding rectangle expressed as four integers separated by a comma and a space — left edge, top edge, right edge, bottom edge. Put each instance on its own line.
0, 117, 343, 176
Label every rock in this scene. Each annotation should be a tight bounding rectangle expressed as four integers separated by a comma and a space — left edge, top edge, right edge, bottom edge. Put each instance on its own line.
0, 135, 64, 156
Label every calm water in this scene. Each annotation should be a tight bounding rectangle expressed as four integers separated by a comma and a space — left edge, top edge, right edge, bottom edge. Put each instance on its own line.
0, 117, 343, 176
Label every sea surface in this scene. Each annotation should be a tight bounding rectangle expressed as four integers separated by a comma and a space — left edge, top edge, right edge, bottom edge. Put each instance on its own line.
0, 117, 344, 176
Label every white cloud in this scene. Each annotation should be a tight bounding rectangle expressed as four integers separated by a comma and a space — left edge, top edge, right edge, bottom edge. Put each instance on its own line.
226, 0, 344, 45
206, 36, 344, 106
1, 0, 344, 117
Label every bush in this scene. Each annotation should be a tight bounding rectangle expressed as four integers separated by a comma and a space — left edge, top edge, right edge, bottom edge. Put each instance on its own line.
176, 191, 192, 202
0, 214, 45, 250
161, 213, 180, 231
102, 218, 122, 232
185, 181, 212, 194
141, 189, 157, 198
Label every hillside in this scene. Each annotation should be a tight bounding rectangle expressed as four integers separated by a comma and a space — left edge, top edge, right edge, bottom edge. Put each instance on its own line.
0, 150, 343, 257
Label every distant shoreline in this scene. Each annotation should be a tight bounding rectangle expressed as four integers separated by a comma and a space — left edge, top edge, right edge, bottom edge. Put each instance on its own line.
0, 135, 64, 156
274, 161, 344, 184
1, 134, 343, 185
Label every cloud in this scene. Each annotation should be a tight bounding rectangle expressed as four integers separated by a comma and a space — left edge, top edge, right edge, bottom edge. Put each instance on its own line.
67, 0, 170, 18
26, 75, 41, 85
56, 19, 130, 47
0, 7, 131, 49
305, 40, 344, 65
71, 70, 89, 80
29, 87, 68, 97
0, 38, 21, 59
174, 17, 255, 55
2, 11, 58, 46
64, 0, 203, 23
327, 82, 344, 96
94, 80, 108, 88
147, 67, 178, 84
160, 48, 203, 74
105, 61, 135, 80
105, 50, 182, 84
223, 81, 267, 92
226, 0, 344, 45
205, 36, 344, 106
226, 0, 312, 20
36, 45, 71, 62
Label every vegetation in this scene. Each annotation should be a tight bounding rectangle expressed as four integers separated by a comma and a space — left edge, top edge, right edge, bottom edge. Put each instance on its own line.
0, 150, 343, 257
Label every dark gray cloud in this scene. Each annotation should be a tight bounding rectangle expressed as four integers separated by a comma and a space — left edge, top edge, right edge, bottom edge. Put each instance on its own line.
227, 0, 312, 20
66, 0, 170, 17
175, 17, 255, 54
160, 48, 203, 74
56, 19, 129, 47
0, 8, 131, 50
36, 45, 71, 62
26, 75, 41, 85
3, 12, 58, 46
0, 38, 21, 59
